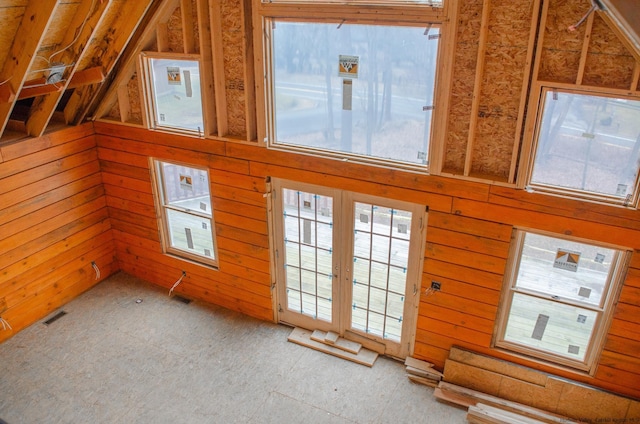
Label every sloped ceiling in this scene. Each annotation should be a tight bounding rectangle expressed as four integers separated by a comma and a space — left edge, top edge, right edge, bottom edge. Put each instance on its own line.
0, 0, 638, 143
0, 0, 159, 143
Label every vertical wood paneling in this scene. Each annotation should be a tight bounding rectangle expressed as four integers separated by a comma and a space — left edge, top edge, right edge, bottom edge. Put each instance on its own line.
0, 124, 115, 344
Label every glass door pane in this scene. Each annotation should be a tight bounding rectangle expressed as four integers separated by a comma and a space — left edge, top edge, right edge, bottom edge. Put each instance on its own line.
282, 188, 335, 323
351, 203, 412, 342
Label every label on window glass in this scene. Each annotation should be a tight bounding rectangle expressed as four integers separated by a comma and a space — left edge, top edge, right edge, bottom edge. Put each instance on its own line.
553, 248, 580, 272
180, 175, 193, 191
338, 55, 359, 78
342, 79, 352, 111
167, 67, 181, 85
616, 184, 627, 196
594, 253, 605, 264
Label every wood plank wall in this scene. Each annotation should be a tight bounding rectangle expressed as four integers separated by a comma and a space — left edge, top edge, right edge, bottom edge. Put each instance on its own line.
94, 120, 639, 399
0, 123, 116, 343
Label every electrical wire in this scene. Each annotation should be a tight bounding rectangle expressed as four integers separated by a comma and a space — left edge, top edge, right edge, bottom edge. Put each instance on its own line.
568, 1, 601, 32
169, 271, 187, 296
0, 317, 11, 331
48, 0, 98, 62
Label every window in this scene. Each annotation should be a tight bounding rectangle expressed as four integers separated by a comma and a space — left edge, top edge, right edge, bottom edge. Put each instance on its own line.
495, 230, 629, 372
266, 20, 441, 170
152, 160, 218, 267
525, 88, 640, 206
142, 54, 204, 134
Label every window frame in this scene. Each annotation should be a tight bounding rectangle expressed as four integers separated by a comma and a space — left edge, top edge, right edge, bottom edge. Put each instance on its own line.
150, 158, 219, 268
519, 85, 640, 208
493, 228, 630, 374
253, 0, 455, 175
140, 52, 206, 137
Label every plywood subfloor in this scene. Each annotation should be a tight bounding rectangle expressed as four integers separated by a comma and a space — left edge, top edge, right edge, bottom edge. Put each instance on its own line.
0, 272, 466, 423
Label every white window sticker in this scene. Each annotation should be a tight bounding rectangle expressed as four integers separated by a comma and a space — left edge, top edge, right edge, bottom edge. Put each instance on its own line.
553, 248, 580, 272
180, 175, 193, 191
338, 55, 359, 78
167, 66, 181, 85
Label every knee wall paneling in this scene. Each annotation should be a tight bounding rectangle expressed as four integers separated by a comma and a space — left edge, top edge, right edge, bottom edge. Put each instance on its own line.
0, 124, 116, 343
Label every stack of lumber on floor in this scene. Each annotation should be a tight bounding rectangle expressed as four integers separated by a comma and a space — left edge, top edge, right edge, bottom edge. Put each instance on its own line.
404, 356, 443, 387
434, 381, 581, 423
436, 346, 640, 423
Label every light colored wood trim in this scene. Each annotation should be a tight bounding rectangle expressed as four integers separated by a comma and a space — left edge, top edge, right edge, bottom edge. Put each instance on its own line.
180, 0, 196, 54
576, 11, 595, 86
25, 0, 112, 138
196, 0, 217, 137
136, 56, 150, 129
428, 0, 458, 175
463, 0, 490, 177
157, 22, 170, 52
0, 0, 59, 138
252, 3, 267, 145
242, 0, 257, 141
509, 0, 542, 184
209, 1, 228, 136
91, 0, 181, 121
117, 84, 131, 123
536, 80, 640, 97
255, 2, 446, 23
632, 61, 640, 91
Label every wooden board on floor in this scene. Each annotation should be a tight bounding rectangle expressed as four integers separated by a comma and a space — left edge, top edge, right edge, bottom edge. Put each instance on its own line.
310, 329, 362, 354
289, 327, 377, 367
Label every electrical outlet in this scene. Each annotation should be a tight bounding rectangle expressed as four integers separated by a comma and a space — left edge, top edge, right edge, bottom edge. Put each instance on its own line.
430, 281, 441, 291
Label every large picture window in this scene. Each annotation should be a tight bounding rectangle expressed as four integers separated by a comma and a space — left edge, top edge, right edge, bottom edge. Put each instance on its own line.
266, 20, 441, 170
495, 229, 629, 372
152, 160, 218, 267
526, 88, 640, 206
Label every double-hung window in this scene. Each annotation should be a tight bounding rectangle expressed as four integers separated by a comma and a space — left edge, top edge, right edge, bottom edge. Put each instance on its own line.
152, 159, 218, 267
494, 229, 630, 373
265, 20, 441, 171
524, 88, 640, 207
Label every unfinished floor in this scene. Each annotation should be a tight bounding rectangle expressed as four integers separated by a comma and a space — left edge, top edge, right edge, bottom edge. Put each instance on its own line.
0, 272, 466, 423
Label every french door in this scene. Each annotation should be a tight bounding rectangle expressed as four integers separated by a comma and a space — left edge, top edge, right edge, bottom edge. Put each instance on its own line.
270, 178, 427, 358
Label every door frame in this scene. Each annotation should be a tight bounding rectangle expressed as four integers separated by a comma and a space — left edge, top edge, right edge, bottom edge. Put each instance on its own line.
269, 177, 428, 359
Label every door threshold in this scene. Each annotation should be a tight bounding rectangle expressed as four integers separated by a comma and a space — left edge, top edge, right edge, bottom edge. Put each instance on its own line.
288, 327, 378, 367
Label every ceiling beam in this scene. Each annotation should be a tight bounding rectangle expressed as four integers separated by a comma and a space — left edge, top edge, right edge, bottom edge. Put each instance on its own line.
25, 0, 113, 137
63, 0, 157, 126
91, 0, 180, 121
0, 0, 59, 139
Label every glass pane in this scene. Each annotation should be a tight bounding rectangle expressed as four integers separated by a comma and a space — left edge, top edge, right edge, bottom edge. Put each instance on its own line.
272, 22, 440, 166
350, 201, 412, 342
166, 209, 214, 258
159, 162, 211, 215
505, 293, 597, 362
516, 233, 616, 306
281, 188, 334, 323
149, 59, 203, 132
531, 91, 640, 201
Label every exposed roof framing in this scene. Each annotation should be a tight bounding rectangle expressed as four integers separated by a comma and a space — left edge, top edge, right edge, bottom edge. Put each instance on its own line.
0, 0, 638, 144
0, 0, 157, 143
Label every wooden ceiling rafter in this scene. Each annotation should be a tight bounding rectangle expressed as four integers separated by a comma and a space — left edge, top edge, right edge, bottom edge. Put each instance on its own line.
0, 0, 60, 138
25, 0, 114, 138
63, 0, 158, 126
90, 0, 181, 123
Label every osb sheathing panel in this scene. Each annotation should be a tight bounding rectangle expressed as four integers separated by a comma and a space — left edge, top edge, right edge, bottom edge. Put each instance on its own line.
471, 0, 533, 179
107, 100, 121, 121
127, 73, 143, 125
167, 6, 184, 53
221, 0, 247, 137
38, 2, 79, 52
538, 0, 586, 83
444, 0, 483, 173
583, 14, 637, 89
0, 7, 25, 72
